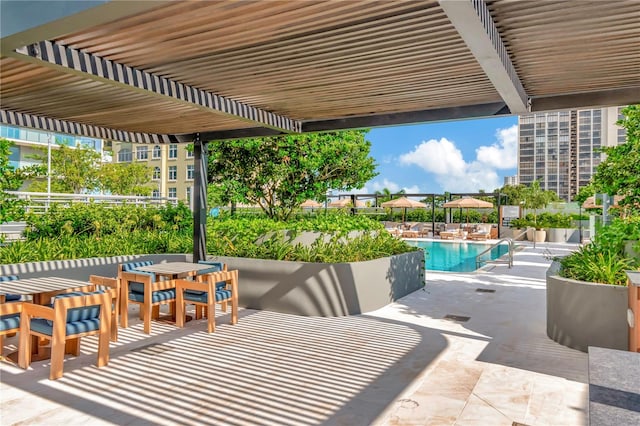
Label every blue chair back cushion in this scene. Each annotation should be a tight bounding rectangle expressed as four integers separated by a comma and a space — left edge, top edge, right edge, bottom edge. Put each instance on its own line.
121, 260, 154, 272
46, 291, 103, 325
127, 271, 157, 294
183, 289, 232, 304
0, 314, 20, 331
0, 275, 21, 301
31, 318, 100, 336
196, 261, 225, 276
128, 289, 176, 303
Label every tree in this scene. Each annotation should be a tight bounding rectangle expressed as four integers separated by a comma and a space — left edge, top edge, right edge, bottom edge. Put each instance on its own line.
99, 162, 154, 196
498, 184, 529, 206
0, 138, 43, 222
523, 180, 557, 227
29, 144, 101, 193
208, 130, 378, 220
591, 104, 640, 214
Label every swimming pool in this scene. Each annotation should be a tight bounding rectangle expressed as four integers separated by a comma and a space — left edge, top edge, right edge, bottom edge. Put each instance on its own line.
407, 240, 509, 272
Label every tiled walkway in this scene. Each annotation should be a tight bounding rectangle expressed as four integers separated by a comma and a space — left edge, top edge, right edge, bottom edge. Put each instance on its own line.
1, 242, 587, 425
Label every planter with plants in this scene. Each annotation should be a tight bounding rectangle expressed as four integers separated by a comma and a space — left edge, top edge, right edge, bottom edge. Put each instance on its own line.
537, 212, 579, 243
546, 217, 640, 352
0, 205, 424, 317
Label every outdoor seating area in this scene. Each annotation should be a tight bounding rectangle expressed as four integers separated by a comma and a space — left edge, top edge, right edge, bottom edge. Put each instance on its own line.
0, 244, 595, 424
0, 261, 240, 381
384, 221, 499, 241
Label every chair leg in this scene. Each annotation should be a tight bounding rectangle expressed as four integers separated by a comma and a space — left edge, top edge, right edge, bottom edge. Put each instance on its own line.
231, 294, 238, 325
143, 304, 152, 334
111, 313, 118, 342
152, 305, 160, 319
220, 301, 228, 312
169, 301, 176, 320
176, 295, 185, 328
121, 298, 129, 329
49, 333, 66, 380
65, 337, 81, 356
207, 301, 216, 333
96, 329, 110, 368
18, 324, 32, 370
195, 306, 203, 320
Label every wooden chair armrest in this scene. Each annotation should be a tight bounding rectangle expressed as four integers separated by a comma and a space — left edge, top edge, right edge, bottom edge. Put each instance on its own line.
22, 303, 54, 320
0, 300, 26, 315
175, 279, 209, 292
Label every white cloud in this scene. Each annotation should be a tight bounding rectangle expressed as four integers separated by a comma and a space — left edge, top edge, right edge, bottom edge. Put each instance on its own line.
395, 124, 518, 193
476, 125, 518, 169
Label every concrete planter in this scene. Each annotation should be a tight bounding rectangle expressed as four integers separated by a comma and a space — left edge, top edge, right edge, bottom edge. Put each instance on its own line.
546, 228, 580, 243
1, 251, 424, 317
546, 262, 628, 352
208, 251, 425, 316
533, 229, 547, 243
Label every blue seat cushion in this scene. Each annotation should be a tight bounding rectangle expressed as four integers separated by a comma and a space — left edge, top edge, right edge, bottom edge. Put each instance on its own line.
121, 260, 154, 272
183, 289, 232, 304
127, 271, 157, 294
0, 275, 21, 301
0, 314, 20, 331
128, 289, 176, 303
31, 318, 101, 336
47, 291, 103, 325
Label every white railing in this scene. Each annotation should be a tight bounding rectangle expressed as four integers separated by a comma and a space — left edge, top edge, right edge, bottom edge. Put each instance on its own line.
6, 191, 178, 213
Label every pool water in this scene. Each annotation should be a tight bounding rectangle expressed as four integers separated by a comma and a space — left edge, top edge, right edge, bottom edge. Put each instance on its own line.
408, 240, 509, 272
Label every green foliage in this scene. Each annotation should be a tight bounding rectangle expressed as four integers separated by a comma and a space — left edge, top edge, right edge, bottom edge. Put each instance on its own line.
28, 144, 101, 193
559, 244, 636, 286
498, 184, 529, 205
99, 162, 155, 196
591, 104, 640, 214
24, 202, 193, 239
559, 216, 640, 285
207, 130, 378, 220
1, 206, 415, 264
0, 138, 43, 222
522, 180, 558, 227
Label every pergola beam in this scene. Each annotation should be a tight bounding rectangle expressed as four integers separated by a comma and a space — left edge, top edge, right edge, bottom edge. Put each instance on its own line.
13, 40, 301, 134
439, 0, 529, 114
0, 109, 175, 144
530, 87, 640, 113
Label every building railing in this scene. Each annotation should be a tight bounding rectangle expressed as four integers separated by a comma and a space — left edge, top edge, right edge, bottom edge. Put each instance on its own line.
6, 191, 178, 214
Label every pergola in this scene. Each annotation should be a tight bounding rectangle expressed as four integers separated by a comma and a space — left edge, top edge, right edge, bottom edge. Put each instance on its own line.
1, 0, 639, 261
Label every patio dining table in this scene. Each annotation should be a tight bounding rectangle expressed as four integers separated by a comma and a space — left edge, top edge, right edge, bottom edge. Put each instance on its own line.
0, 276, 97, 362
0, 277, 95, 305
131, 262, 214, 280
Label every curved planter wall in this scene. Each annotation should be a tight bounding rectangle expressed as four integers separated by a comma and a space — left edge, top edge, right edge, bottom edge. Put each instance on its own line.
546, 262, 628, 352
208, 251, 425, 316
1, 251, 424, 317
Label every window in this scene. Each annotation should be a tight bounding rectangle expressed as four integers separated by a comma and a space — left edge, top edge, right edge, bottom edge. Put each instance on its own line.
186, 186, 192, 202
153, 145, 161, 159
152, 189, 160, 198
169, 144, 178, 159
186, 164, 194, 180
136, 146, 148, 160
153, 167, 161, 180
118, 148, 132, 162
168, 187, 177, 199
186, 147, 194, 158
168, 165, 177, 180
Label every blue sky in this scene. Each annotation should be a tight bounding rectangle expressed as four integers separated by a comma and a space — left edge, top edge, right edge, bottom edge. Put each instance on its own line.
356, 115, 518, 195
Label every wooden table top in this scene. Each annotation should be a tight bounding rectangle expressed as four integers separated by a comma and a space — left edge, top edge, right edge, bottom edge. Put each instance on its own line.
133, 262, 215, 275
0, 277, 92, 296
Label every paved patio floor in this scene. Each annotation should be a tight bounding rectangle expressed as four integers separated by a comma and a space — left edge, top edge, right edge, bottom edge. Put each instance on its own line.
1, 242, 588, 425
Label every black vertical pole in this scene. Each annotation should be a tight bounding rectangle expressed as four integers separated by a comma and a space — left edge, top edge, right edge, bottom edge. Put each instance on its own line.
192, 134, 207, 263
431, 194, 435, 235
496, 192, 501, 239
350, 194, 356, 215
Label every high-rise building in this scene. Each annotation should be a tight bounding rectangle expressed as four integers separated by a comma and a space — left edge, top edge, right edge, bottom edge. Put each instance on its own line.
503, 175, 518, 187
517, 106, 626, 201
111, 142, 195, 204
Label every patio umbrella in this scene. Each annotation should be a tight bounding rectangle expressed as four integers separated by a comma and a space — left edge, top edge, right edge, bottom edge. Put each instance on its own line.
299, 199, 322, 208
380, 196, 427, 222
442, 196, 493, 224
329, 198, 365, 208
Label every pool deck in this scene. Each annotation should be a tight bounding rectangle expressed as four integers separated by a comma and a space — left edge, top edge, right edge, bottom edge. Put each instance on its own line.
1, 242, 588, 425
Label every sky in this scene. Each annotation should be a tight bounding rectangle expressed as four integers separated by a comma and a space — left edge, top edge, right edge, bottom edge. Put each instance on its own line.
355, 115, 519, 195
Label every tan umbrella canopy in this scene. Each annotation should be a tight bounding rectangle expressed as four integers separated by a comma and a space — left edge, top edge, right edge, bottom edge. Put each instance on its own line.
381, 196, 428, 222
329, 198, 365, 208
299, 199, 322, 208
443, 197, 493, 224
582, 195, 623, 209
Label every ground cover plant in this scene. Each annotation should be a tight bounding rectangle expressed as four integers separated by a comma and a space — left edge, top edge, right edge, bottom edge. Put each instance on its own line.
0, 205, 417, 264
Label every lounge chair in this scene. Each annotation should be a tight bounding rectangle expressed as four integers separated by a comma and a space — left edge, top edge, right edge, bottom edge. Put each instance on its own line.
469, 224, 492, 240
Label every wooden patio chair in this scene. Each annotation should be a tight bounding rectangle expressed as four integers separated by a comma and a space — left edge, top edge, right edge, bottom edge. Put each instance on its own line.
175, 270, 238, 333
89, 275, 120, 341
18, 291, 112, 380
118, 261, 176, 334
193, 260, 228, 318
0, 297, 23, 359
